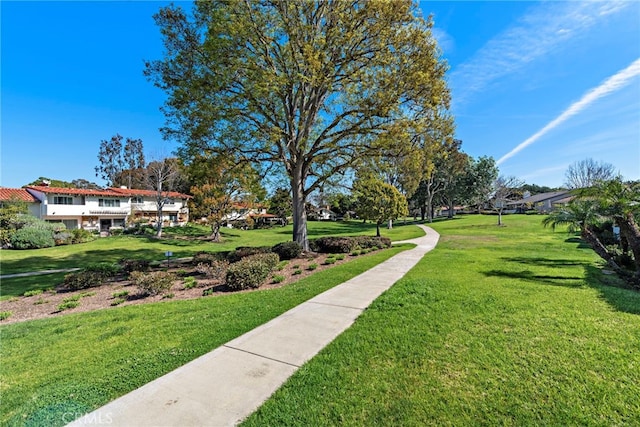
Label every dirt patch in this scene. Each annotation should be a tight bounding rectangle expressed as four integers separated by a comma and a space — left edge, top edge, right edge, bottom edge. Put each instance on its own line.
0, 252, 369, 325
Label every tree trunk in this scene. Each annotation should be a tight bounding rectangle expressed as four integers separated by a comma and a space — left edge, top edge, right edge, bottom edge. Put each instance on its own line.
616, 213, 640, 272
291, 172, 309, 251
448, 198, 455, 219
210, 223, 221, 242
376, 222, 381, 237
156, 206, 163, 237
387, 219, 393, 229
581, 227, 626, 275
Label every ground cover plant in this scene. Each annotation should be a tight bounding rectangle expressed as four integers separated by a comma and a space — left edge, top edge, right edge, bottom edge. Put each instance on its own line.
0, 245, 411, 426
243, 214, 640, 426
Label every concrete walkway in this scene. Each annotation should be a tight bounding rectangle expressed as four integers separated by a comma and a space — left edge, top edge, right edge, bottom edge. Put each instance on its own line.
68, 225, 439, 427
0, 268, 81, 279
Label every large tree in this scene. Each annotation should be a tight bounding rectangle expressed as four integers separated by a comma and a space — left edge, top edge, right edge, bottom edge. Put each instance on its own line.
564, 158, 617, 189
145, 0, 450, 250
95, 134, 146, 188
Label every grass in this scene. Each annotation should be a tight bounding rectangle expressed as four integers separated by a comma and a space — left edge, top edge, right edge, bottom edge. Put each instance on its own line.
0, 221, 423, 299
0, 245, 410, 427
243, 214, 640, 426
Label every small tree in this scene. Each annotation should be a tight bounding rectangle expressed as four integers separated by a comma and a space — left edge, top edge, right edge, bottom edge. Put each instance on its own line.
268, 188, 293, 226
492, 175, 523, 226
145, 158, 182, 237
354, 178, 408, 237
189, 154, 264, 241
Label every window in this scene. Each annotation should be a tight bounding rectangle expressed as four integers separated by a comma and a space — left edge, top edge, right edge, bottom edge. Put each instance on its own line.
61, 219, 78, 229
169, 214, 178, 222
98, 199, 120, 207
132, 197, 144, 204
165, 199, 175, 206
113, 218, 125, 227
53, 196, 73, 205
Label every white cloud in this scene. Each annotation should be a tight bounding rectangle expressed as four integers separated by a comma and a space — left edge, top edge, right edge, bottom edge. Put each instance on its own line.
497, 57, 640, 165
449, 1, 631, 106
432, 28, 454, 55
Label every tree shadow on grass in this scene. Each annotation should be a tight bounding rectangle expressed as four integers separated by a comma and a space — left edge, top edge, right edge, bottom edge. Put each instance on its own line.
583, 265, 640, 315
501, 256, 590, 267
564, 237, 592, 249
482, 269, 584, 288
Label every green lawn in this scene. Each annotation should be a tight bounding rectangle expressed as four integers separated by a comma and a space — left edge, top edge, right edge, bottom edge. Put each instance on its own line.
244, 214, 640, 426
0, 220, 423, 299
0, 245, 410, 426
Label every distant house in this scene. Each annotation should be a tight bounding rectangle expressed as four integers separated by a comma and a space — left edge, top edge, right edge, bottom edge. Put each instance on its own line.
507, 190, 574, 213
1, 185, 190, 232
316, 206, 337, 221
220, 203, 278, 226
109, 187, 190, 227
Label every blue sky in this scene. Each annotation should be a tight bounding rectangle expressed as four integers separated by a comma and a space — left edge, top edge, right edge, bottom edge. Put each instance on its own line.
2, 1, 639, 189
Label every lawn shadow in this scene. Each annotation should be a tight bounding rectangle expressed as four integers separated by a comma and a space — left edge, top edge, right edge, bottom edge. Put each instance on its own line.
564, 237, 592, 249
482, 269, 584, 288
501, 256, 590, 267
583, 265, 640, 315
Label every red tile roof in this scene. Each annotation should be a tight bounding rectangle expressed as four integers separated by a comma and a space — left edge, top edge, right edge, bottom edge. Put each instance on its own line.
0, 188, 39, 202
26, 186, 120, 197
109, 188, 191, 199
24, 186, 191, 199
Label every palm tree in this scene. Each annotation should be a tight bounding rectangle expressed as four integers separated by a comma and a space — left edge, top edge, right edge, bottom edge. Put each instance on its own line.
542, 199, 627, 276
586, 179, 640, 279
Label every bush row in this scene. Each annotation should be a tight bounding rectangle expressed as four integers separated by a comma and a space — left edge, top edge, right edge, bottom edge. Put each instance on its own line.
310, 236, 391, 253
62, 263, 122, 291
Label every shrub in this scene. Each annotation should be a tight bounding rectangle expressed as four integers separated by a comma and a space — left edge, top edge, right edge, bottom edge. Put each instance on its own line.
196, 259, 230, 281
0, 311, 12, 320
183, 277, 198, 289
53, 231, 73, 245
276, 260, 289, 271
323, 257, 337, 265
162, 293, 175, 299
10, 227, 55, 249
62, 271, 105, 290
354, 236, 391, 249
58, 300, 80, 311
192, 251, 230, 265
112, 290, 129, 298
85, 263, 121, 277
109, 226, 124, 236
58, 296, 80, 311
351, 250, 361, 256
120, 259, 150, 273
202, 288, 215, 296
228, 246, 273, 263
33, 298, 48, 305
130, 271, 176, 296
293, 269, 302, 275
23, 289, 43, 297
111, 298, 126, 306
312, 237, 359, 254
335, 254, 345, 260
272, 241, 303, 260
71, 228, 95, 244
271, 274, 285, 284
226, 253, 279, 291
307, 263, 318, 271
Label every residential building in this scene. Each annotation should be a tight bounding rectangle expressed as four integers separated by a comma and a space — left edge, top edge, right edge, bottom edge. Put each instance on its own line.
1, 185, 190, 232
